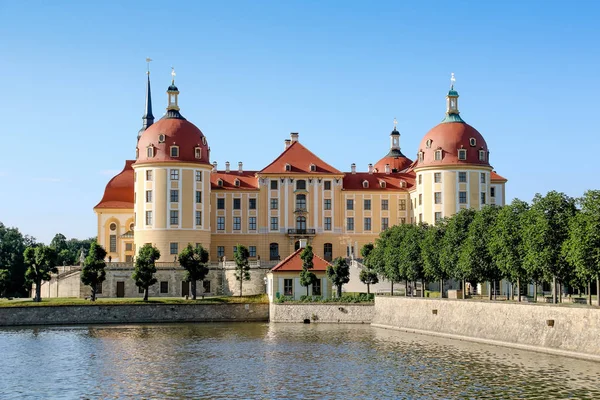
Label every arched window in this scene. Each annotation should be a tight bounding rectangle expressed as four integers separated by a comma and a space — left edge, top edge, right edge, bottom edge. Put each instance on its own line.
269, 243, 279, 261
469, 138, 477, 147
285, 163, 291, 171
310, 164, 316, 172
194, 147, 202, 159
295, 241, 301, 251
296, 194, 306, 210
296, 180, 306, 190
324, 243, 333, 262
296, 216, 307, 231
362, 180, 369, 188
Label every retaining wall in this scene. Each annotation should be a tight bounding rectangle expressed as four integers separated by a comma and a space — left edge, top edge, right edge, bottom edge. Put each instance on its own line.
0, 303, 269, 327
270, 303, 374, 323
372, 296, 600, 361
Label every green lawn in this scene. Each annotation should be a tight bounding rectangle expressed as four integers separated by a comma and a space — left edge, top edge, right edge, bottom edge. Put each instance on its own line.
0, 294, 268, 307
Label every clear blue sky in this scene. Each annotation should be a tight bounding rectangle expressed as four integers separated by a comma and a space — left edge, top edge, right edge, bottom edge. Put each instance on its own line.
1, 0, 599, 244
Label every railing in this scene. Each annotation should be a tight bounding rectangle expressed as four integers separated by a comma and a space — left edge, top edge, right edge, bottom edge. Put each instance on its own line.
287, 229, 316, 235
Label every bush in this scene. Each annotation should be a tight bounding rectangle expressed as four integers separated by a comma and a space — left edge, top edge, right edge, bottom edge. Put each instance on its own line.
337, 293, 374, 303
300, 295, 322, 303
275, 295, 295, 304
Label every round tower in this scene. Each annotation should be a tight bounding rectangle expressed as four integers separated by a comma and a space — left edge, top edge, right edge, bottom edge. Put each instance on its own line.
413, 73, 492, 224
133, 69, 212, 261
373, 117, 413, 173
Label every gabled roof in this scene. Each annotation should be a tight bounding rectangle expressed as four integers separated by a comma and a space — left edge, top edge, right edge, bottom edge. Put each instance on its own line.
342, 172, 415, 191
210, 171, 259, 190
271, 248, 331, 272
94, 160, 135, 209
259, 141, 342, 175
491, 171, 507, 182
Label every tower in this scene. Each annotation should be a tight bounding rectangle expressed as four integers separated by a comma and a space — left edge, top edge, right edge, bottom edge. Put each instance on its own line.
138, 58, 155, 141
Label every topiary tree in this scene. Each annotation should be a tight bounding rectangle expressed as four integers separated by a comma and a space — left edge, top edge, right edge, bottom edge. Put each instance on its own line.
80, 241, 107, 301
299, 244, 318, 297
178, 243, 209, 300
327, 257, 350, 298
234, 244, 250, 297
132, 244, 160, 301
421, 220, 447, 297
360, 243, 379, 295
0, 268, 10, 298
24, 245, 58, 302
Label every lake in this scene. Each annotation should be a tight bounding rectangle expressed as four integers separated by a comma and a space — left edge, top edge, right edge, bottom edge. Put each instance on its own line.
1, 323, 599, 399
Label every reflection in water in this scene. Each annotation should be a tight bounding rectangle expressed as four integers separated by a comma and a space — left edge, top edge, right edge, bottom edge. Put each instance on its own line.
1, 323, 599, 399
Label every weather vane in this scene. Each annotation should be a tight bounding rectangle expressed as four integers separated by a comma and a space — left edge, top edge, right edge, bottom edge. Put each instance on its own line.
450, 72, 456, 88
146, 57, 152, 75
393, 117, 398, 130
171, 67, 176, 83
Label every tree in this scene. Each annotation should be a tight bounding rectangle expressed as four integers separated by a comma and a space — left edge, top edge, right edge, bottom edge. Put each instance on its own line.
563, 190, 600, 306
234, 244, 250, 297
178, 244, 209, 300
327, 257, 350, 297
80, 242, 107, 301
24, 245, 58, 302
523, 191, 576, 303
360, 243, 378, 295
0, 269, 10, 298
489, 199, 530, 301
0, 222, 32, 297
50, 233, 68, 254
132, 244, 160, 301
421, 220, 447, 297
397, 224, 426, 297
299, 244, 318, 297
440, 208, 476, 299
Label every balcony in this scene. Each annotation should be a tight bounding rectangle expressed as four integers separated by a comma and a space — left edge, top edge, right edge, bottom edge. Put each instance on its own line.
287, 228, 316, 236
293, 207, 308, 215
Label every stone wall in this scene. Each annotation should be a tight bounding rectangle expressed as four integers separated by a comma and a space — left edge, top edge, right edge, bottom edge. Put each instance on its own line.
372, 296, 600, 360
0, 303, 269, 327
270, 303, 374, 323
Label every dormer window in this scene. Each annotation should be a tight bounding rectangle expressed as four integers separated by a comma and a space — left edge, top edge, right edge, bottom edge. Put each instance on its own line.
158, 134, 165, 143
418, 151, 424, 162
147, 146, 154, 158
202, 137, 207, 145
285, 163, 291, 172
469, 138, 476, 147
426, 139, 433, 149
170, 146, 179, 157
458, 149, 467, 160
217, 179, 223, 187
400, 180, 407, 188
362, 180, 369, 188
380, 181, 386, 188
310, 164, 316, 172
434, 150, 442, 161
234, 179, 240, 187
479, 150, 486, 161
195, 147, 202, 159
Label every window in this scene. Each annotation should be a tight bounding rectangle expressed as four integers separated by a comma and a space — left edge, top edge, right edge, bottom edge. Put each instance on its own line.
109, 223, 117, 231
434, 192, 442, 204
459, 191, 467, 204
125, 243, 133, 251
419, 194, 422, 205
419, 213, 423, 223
270, 180, 278, 190
296, 194, 306, 210
490, 187, 496, 198
458, 149, 467, 160
347, 217, 354, 231
96, 282, 103, 294
270, 243, 279, 260
170, 146, 179, 157
285, 164, 291, 171
479, 150, 486, 161
418, 174, 422, 184
170, 210, 179, 225
284, 279, 293, 296
249, 246, 257, 257
346, 199, 354, 210
249, 217, 257, 230
147, 146, 154, 158
249, 198, 257, 210
312, 279, 321, 296
203, 280, 211, 294
270, 198, 278, 210
324, 243, 333, 262
217, 179, 223, 187
481, 192, 486, 205
296, 180, 306, 190
364, 217, 371, 231
426, 139, 432, 148
324, 217, 332, 231
418, 151, 424, 162
435, 212, 442, 222
382, 217, 389, 230
399, 199, 406, 210
195, 148, 202, 159
170, 242, 178, 255
217, 217, 225, 230
109, 235, 116, 253
296, 216, 306, 230
145, 190, 152, 203
146, 170, 153, 181
310, 164, 316, 172
195, 211, 202, 226
170, 190, 179, 202
195, 171, 202, 181
480, 173, 486, 184
158, 134, 165, 143
380, 181, 386, 188
434, 172, 442, 183
362, 181, 369, 188
458, 172, 467, 183
217, 198, 225, 209
324, 199, 331, 210
196, 191, 202, 203
324, 181, 331, 190
469, 138, 477, 147
364, 199, 371, 210
233, 246, 238, 255
381, 199, 389, 210
233, 198, 241, 210
400, 217, 406, 224
271, 217, 279, 231
435, 150, 442, 161
170, 169, 179, 180
233, 217, 241, 230
160, 281, 169, 294
234, 179, 240, 187
217, 246, 225, 258
145, 211, 152, 225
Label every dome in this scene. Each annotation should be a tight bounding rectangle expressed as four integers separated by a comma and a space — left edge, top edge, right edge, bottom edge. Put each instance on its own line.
135, 117, 210, 165
374, 153, 413, 173
415, 121, 490, 168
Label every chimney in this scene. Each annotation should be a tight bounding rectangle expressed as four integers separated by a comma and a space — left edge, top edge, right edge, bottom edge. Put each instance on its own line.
238, 162, 243, 173
284, 139, 292, 149
351, 163, 356, 174
299, 239, 308, 249
368, 163, 373, 174
290, 132, 299, 142
385, 164, 391, 174
225, 161, 230, 173
212, 161, 217, 173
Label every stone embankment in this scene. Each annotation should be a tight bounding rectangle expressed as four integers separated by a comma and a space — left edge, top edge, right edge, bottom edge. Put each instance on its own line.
372, 296, 600, 361
269, 303, 374, 323
0, 303, 269, 326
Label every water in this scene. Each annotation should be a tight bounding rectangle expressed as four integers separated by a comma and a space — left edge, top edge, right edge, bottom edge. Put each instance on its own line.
1, 323, 599, 399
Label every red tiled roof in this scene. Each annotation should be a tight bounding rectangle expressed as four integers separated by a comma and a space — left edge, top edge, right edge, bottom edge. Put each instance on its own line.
94, 161, 135, 209
342, 172, 415, 191
211, 171, 259, 190
374, 155, 413, 173
491, 171, 507, 182
271, 248, 331, 272
260, 141, 342, 175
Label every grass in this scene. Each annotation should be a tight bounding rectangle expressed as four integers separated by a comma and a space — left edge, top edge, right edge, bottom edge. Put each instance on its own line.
0, 294, 268, 307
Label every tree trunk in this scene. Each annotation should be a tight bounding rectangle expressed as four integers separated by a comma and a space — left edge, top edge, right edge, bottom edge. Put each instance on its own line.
421, 279, 425, 298
390, 281, 394, 296
144, 288, 149, 301
462, 280, 466, 299
552, 275, 557, 304
517, 279, 521, 302
489, 281, 493, 300
306, 285, 309, 297
559, 281, 563, 303
191, 280, 197, 300
35, 280, 42, 302
367, 284, 370, 296
597, 278, 600, 307
337, 285, 342, 298
533, 282, 537, 302
588, 281, 592, 305
493, 281, 497, 301
91, 287, 96, 302
405, 281, 409, 297
239, 278, 243, 297
440, 279, 444, 299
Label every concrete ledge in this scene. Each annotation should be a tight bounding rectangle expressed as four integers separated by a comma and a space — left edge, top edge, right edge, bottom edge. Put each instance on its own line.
270, 303, 374, 323
371, 323, 600, 363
